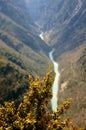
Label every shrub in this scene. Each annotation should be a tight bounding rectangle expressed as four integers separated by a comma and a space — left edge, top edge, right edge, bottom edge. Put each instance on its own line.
0, 69, 83, 130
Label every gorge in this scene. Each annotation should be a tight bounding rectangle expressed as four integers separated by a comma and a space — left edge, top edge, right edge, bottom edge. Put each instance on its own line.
39, 33, 60, 112
0, 0, 86, 127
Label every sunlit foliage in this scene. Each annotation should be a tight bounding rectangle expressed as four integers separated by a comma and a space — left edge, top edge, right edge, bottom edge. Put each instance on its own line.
0, 69, 83, 130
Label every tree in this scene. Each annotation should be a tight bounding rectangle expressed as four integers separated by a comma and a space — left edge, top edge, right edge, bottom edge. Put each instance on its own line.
0, 69, 84, 130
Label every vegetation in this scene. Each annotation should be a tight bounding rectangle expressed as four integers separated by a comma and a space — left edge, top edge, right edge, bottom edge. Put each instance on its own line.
0, 69, 84, 130
28, 0, 86, 57
0, 58, 29, 104
58, 44, 86, 127
0, 1, 51, 78
0, 30, 22, 51
0, 39, 50, 76
0, 0, 86, 129
0, 51, 25, 69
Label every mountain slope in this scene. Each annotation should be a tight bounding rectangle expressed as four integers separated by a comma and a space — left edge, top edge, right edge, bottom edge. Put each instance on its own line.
58, 43, 86, 127
0, 0, 86, 127
27, 0, 86, 127
0, 38, 50, 103
27, 0, 86, 56
0, 1, 50, 54
53, 0, 86, 58
0, 0, 50, 76
0, 1, 51, 103
0, 57, 29, 104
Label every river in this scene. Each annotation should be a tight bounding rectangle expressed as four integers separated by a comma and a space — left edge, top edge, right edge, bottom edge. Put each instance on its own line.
49, 49, 60, 112
39, 32, 44, 40
39, 32, 60, 112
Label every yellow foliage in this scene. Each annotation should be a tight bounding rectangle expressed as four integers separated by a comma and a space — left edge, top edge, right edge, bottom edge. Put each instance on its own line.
0, 70, 84, 130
